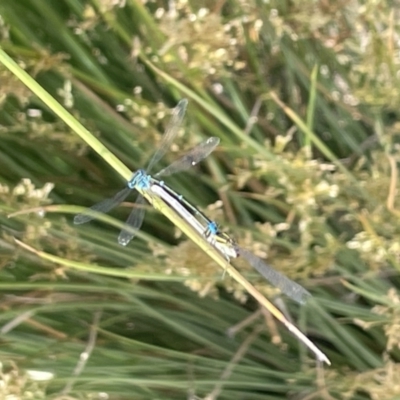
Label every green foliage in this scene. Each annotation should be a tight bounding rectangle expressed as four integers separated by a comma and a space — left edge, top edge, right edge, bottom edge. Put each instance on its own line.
0, 0, 400, 399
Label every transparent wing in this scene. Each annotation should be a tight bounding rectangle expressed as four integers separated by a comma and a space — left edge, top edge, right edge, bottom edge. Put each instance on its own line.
118, 194, 146, 246
239, 248, 311, 304
74, 187, 131, 225
155, 137, 220, 178
146, 99, 188, 173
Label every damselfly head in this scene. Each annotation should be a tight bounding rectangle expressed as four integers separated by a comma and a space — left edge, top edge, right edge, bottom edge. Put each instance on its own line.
129, 169, 151, 190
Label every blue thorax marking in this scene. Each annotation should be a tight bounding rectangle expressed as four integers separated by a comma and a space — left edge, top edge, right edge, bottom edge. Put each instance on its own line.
158, 180, 183, 200
206, 221, 219, 236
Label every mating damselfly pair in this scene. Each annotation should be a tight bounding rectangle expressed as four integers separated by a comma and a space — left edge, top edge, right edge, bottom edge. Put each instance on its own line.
74, 99, 331, 365
74, 99, 311, 305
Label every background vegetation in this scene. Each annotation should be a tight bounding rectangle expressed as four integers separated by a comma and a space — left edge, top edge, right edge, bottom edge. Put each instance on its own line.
0, 0, 399, 399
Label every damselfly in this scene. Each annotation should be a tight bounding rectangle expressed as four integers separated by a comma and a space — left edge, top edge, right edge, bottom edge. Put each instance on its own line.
149, 180, 311, 305
74, 99, 219, 246
148, 179, 329, 365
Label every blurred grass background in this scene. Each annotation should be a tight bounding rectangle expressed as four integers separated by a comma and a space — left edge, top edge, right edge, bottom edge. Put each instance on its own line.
0, 0, 399, 399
